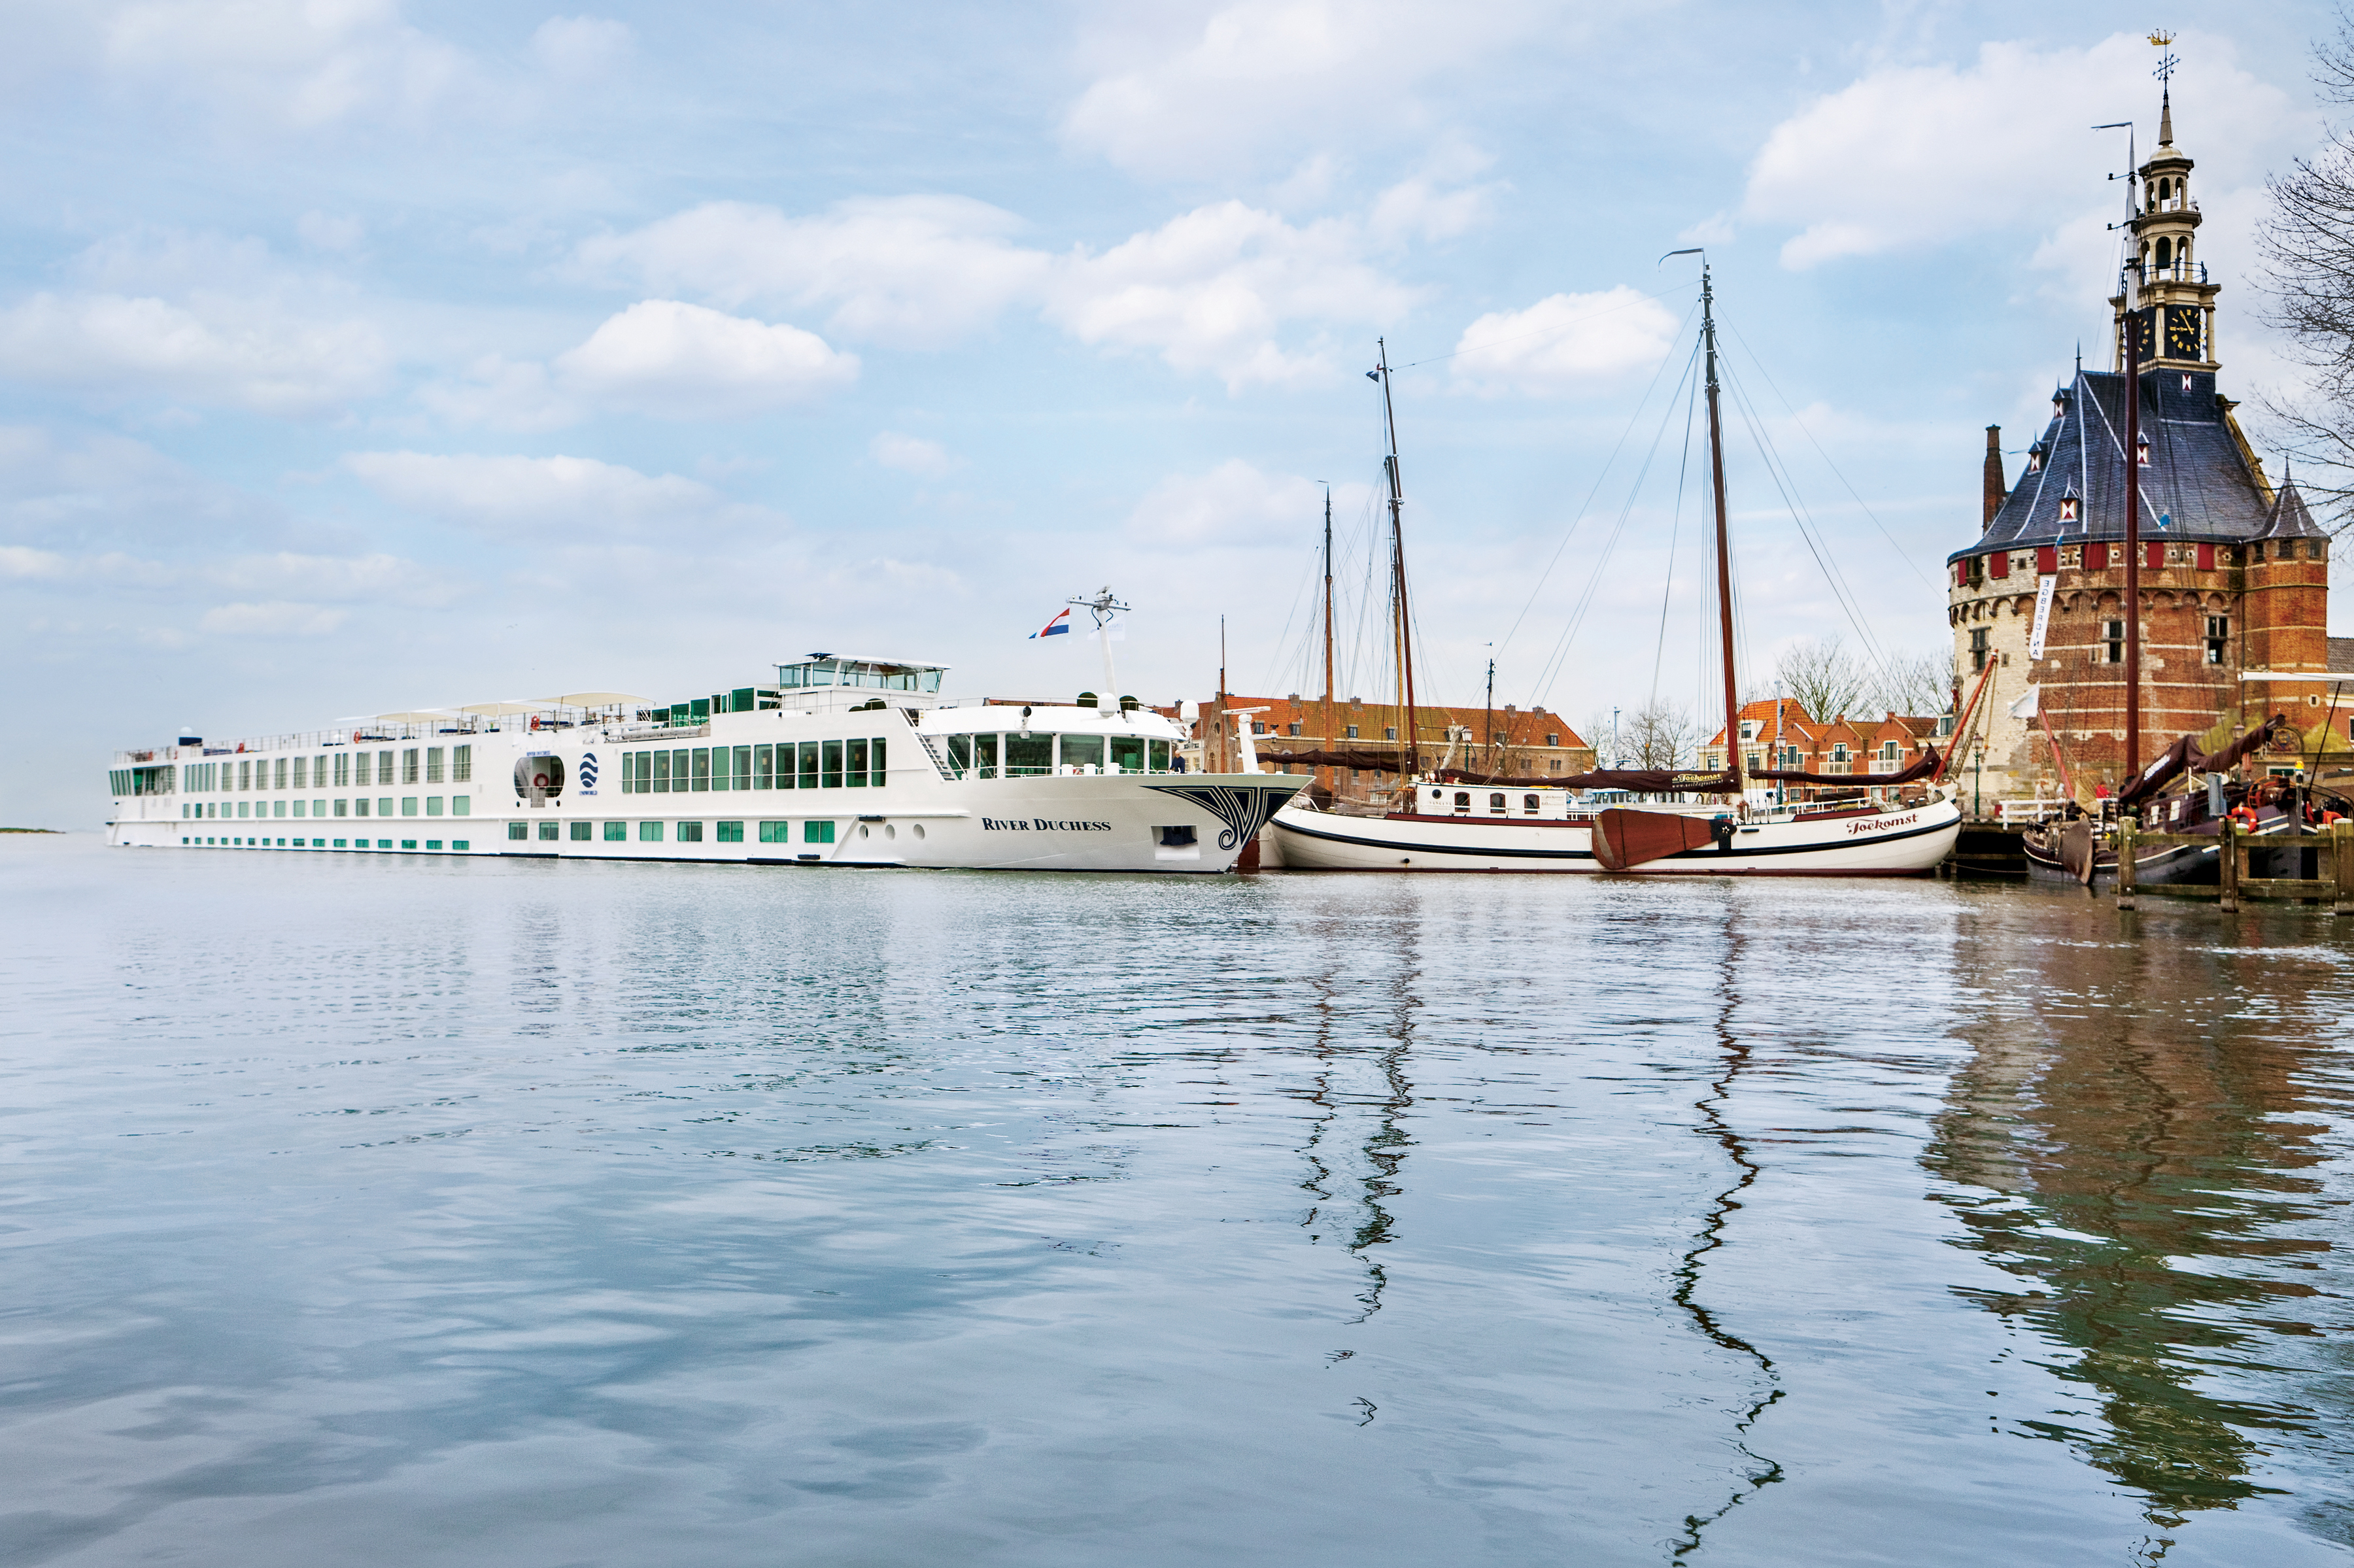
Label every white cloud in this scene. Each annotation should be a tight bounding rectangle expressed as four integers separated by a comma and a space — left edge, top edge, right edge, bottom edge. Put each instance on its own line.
1127, 459, 1371, 549
1744, 33, 2296, 270
577, 197, 1050, 349
197, 600, 347, 636
345, 449, 786, 541
1051, 202, 1421, 391
530, 15, 631, 78
552, 299, 856, 416
419, 303, 856, 428
583, 194, 1429, 394
0, 290, 391, 415
869, 432, 958, 477
1448, 286, 1680, 396
1063, 1, 1595, 180
297, 211, 364, 251
103, 0, 476, 128
0, 544, 69, 579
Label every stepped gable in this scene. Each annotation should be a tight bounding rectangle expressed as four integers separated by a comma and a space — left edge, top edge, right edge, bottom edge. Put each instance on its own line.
1951, 367, 2270, 562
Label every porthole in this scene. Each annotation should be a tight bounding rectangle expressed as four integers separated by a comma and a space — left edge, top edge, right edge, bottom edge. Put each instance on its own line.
912, 824, 926, 840
885, 824, 896, 840
858, 823, 871, 838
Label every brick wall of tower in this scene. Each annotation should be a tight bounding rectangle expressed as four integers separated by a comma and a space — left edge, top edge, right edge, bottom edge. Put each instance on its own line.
2243, 541, 2330, 719
1949, 547, 2248, 798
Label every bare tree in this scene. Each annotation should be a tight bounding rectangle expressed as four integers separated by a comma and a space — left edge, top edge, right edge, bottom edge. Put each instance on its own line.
1774, 636, 1869, 724
1625, 700, 1694, 768
1871, 651, 1951, 719
2259, 12, 2354, 529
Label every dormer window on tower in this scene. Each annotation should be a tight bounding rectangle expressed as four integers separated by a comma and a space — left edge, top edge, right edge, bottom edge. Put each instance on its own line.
2026, 441, 2045, 473
2059, 492, 2079, 524
2136, 432, 2151, 467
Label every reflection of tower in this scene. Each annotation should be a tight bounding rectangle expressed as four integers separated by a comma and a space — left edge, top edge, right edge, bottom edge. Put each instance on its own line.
1922, 927, 2338, 1548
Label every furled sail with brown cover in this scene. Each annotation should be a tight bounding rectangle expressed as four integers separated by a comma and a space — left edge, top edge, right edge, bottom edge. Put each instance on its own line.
1261, 747, 1414, 772
1558, 768, 1742, 793
2116, 714, 2293, 808
1592, 809, 1719, 870
1750, 749, 1942, 787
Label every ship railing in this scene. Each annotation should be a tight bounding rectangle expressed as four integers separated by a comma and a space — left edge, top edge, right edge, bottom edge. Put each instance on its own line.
1996, 798, 2068, 827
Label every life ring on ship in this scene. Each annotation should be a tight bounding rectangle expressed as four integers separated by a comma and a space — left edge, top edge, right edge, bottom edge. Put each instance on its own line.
2228, 806, 2258, 831
530, 715, 541, 731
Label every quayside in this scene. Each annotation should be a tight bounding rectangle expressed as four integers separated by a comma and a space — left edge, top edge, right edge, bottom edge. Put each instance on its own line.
108, 654, 1300, 874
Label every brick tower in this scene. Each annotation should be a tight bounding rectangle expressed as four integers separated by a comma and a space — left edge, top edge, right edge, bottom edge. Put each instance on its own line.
1943, 89, 2329, 800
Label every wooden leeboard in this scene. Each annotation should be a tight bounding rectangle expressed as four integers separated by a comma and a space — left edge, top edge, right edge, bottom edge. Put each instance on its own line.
1593, 809, 1716, 870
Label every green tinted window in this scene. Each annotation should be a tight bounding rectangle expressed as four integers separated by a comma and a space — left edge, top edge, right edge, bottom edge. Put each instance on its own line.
759, 821, 789, 843
947, 735, 970, 777
640, 821, 663, 842
976, 734, 998, 778
733, 746, 752, 791
604, 821, 626, 840
508, 823, 527, 840
570, 821, 591, 840
821, 740, 843, 789
1006, 734, 1053, 775
717, 821, 743, 842
847, 738, 868, 788
1061, 734, 1104, 769
755, 744, 774, 789
1149, 740, 1172, 771
677, 821, 703, 842
871, 737, 885, 782
804, 819, 834, 844
798, 741, 819, 789
692, 748, 711, 791
1110, 736, 1145, 773
653, 751, 671, 793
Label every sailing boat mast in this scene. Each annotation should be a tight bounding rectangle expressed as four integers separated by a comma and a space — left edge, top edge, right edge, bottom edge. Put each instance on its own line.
1321, 484, 1336, 797
1700, 262, 1742, 790
1374, 339, 1421, 781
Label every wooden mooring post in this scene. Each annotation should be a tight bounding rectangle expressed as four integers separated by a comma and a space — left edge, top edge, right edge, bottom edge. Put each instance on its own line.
2115, 817, 2136, 911
2119, 815, 2354, 913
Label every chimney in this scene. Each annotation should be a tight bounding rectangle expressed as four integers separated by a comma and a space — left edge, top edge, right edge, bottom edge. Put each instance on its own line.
1983, 426, 2005, 526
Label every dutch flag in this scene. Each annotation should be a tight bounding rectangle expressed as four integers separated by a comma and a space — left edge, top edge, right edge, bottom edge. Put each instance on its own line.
1030, 609, 1072, 639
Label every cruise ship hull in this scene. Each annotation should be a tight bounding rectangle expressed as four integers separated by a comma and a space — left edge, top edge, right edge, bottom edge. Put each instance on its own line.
1269, 797, 1961, 875
109, 673, 1301, 876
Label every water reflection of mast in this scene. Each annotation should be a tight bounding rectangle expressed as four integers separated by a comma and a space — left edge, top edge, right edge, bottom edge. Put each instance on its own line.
1673, 903, 1784, 1559
1297, 914, 1418, 1329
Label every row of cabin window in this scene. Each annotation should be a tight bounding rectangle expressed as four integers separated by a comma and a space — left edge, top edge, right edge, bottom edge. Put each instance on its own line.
619, 739, 887, 793
180, 797, 475, 819
1958, 538, 2327, 587
1967, 614, 2233, 672
943, 734, 1174, 776
186, 747, 474, 793
186, 837, 471, 850
503, 820, 836, 844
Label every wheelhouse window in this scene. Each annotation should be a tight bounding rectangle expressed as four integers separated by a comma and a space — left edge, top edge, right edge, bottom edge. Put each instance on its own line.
1061, 734, 1104, 771
1004, 734, 1051, 777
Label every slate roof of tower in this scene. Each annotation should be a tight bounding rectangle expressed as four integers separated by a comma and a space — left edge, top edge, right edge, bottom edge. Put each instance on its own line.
2259, 476, 2327, 539
1949, 367, 2273, 562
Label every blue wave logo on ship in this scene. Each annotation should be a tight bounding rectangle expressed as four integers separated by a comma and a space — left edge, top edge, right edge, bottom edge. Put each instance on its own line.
579, 751, 599, 794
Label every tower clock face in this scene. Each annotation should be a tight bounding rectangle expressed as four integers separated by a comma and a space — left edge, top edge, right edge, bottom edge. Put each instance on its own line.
2126, 309, 2157, 362
2165, 304, 2202, 359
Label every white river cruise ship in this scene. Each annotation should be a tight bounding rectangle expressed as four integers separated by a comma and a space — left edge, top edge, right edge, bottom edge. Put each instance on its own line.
107, 655, 1301, 874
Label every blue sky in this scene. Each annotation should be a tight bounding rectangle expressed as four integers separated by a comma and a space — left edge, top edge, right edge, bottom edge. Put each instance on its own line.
3, 1, 2343, 825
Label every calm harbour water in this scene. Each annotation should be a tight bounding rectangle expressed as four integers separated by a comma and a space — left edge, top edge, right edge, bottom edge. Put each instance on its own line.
4, 834, 2352, 1566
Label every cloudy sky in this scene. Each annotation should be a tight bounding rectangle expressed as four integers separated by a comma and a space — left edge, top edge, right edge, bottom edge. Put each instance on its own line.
4, 1, 2344, 825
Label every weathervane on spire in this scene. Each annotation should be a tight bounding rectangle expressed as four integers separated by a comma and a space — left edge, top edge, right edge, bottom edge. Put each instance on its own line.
2149, 30, 2178, 86
2151, 30, 2178, 145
